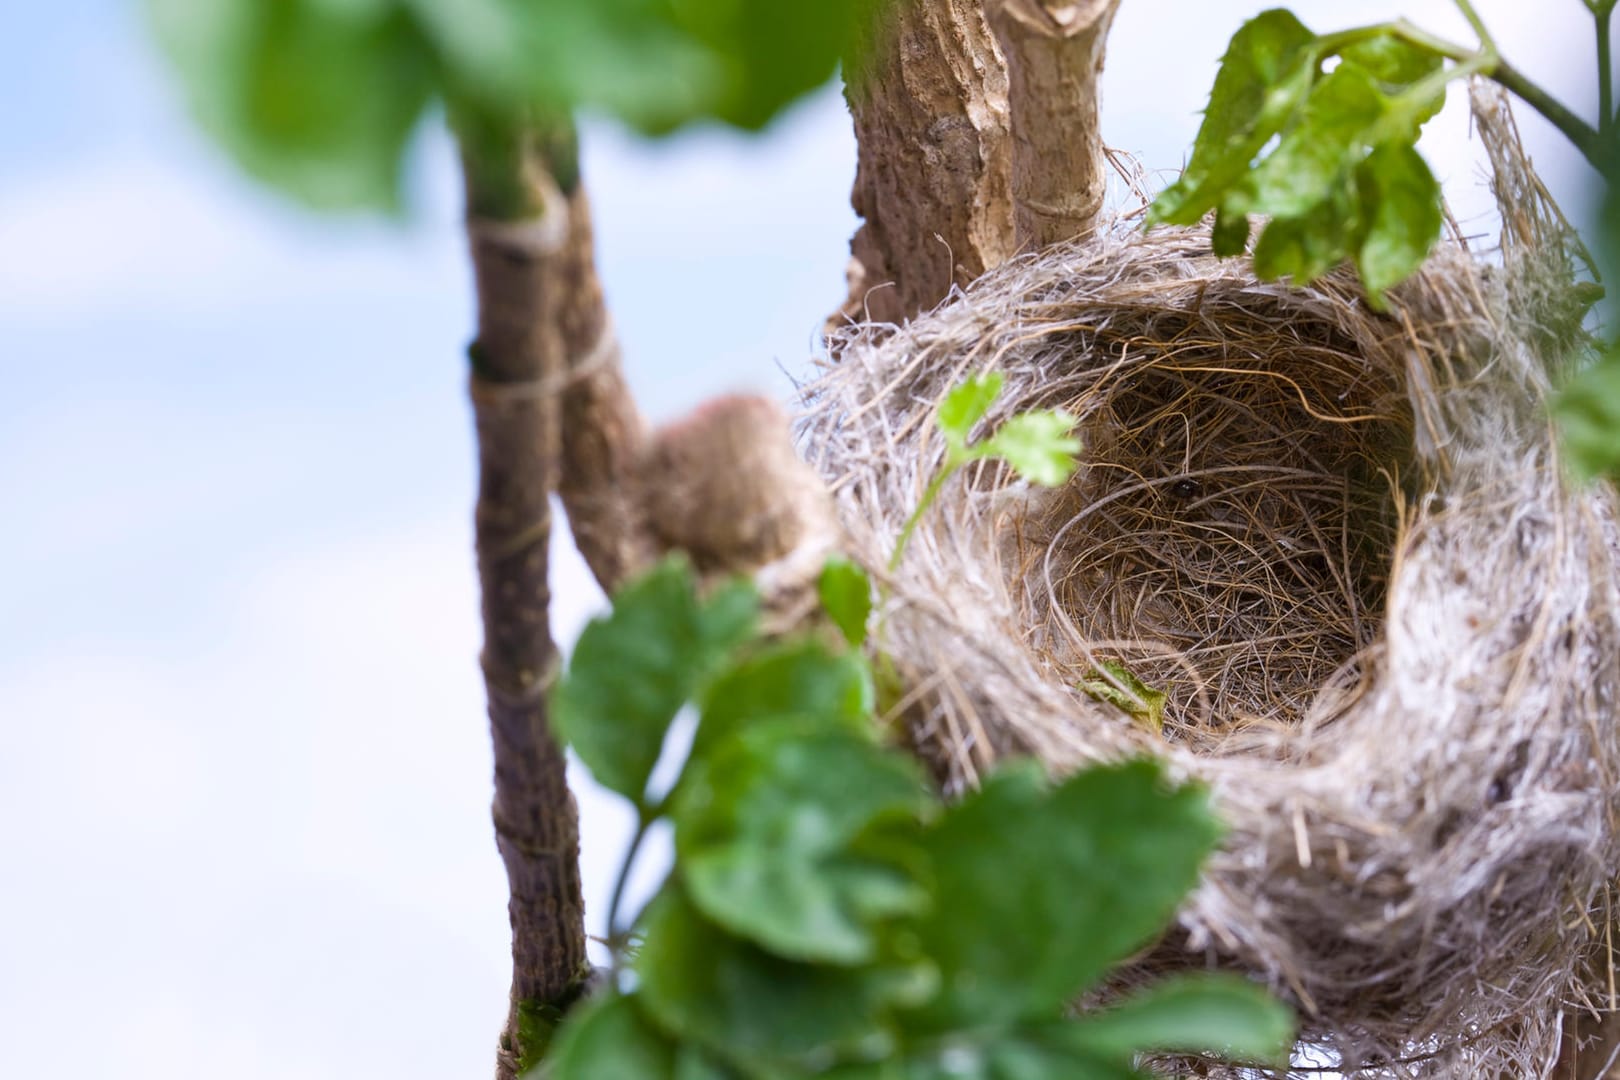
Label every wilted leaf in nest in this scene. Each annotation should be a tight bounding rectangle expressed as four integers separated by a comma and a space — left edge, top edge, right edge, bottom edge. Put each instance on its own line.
1079, 660, 1168, 733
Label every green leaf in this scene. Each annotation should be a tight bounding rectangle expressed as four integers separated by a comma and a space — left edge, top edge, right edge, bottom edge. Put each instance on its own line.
675, 719, 931, 963
1079, 661, 1168, 734
1557, 340, 1620, 481
1232, 61, 1385, 218
552, 558, 759, 803
821, 1034, 1142, 1080
1340, 32, 1444, 121
1250, 184, 1359, 285
546, 993, 675, 1080
903, 759, 1222, 1031
978, 410, 1083, 487
636, 886, 930, 1065
819, 557, 875, 647
937, 373, 1005, 454
1354, 142, 1442, 302
148, 0, 436, 210
1148, 9, 1318, 226
692, 639, 874, 761
1211, 205, 1251, 257
1056, 974, 1295, 1064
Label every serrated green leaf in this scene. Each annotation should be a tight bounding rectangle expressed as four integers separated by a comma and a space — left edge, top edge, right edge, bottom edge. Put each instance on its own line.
903, 759, 1221, 1032
148, 0, 436, 210
546, 993, 675, 1080
1556, 340, 1620, 481
1340, 32, 1444, 123
1079, 660, 1168, 734
1354, 142, 1442, 302
1233, 61, 1385, 218
675, 719, 931, 964
636, 886, 931, 1065
692, 639, 874, 761
1250, 184, 1359, 285
937, 373, 1005, 453
1055, 974, 1295, 1065
552, 558, 759, 803
979, 410, 1082, 487
1148, 9, 1318, 226
819, 557, 874, 647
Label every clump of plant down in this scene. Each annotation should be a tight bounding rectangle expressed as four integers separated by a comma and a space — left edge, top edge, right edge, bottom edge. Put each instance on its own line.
801, 88, 1620, 1077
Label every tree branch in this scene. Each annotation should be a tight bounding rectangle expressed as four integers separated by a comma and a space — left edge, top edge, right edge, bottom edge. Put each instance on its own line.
457, 111, 594, 1080
984, 0, 1122, 250
838, 0, 1015, 326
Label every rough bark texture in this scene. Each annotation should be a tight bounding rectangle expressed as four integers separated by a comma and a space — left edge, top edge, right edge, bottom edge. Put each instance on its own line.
985, 0, 1122, 250
551, 188, 657, 593
838, 0, 1015, 327
461, 126, 592, 1080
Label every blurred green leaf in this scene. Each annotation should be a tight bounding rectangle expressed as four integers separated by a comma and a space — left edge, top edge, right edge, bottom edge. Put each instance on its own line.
1340, 32, 1443, 120
149, 0, 436, 209
1557, 340, 1620, 480
553, 558, 758, 803
1249, 183, 1359, 284
151, 0, 872, 210
675, 718, 931, 963
1057, 974, 1294, 1063
1354, 142, 1442, 302
978, 410, 1082, 487
1079, 660, 1168, 734
693, 639, 873, 760
1148, 8, 1317, 226
636, 886, 931, 1065
819, 557, 874, 647
903, 760, 1221, 1032
545, 993, 675, 1080
937, 373, 1005, 454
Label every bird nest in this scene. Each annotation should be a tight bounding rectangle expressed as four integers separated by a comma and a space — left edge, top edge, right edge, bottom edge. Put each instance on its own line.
799, 92, 1620, 1077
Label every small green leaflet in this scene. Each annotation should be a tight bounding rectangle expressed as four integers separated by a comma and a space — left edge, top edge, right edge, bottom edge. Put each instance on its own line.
936, 372, 1005, 453
818, 557, 874, 647
979, 409, 1083, 487
1080, 660, 1168, 733
1150, 11, 1451, 305
935, 372, 1082, 484
551, 557, 758, 803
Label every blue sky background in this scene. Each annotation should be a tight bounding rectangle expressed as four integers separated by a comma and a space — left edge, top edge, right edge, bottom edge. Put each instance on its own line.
0, 2, 1602, 1076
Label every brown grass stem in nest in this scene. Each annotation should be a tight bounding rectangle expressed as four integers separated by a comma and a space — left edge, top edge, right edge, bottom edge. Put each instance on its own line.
799, 87, 1618, 1079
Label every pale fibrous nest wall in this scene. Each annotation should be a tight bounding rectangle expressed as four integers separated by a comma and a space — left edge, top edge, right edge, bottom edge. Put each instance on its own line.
799, 90, 1620, 1077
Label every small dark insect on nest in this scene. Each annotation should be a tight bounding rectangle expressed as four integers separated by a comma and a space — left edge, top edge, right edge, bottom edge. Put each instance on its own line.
799, 88, 1620, 1077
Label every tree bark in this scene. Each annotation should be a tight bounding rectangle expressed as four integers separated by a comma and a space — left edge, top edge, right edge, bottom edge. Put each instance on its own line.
838, 0, 1015, 327
984, 0, 1122, 250
458, 114, 599, 1080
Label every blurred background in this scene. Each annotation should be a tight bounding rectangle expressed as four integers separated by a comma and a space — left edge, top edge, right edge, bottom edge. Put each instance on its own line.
0, 2, 1602, 1076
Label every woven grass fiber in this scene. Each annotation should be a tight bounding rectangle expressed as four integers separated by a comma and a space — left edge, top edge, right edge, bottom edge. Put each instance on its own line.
800, 88, 1619, 1077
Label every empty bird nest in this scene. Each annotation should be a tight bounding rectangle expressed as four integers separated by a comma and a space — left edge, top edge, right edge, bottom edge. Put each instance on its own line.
798, 90, 1620, 1078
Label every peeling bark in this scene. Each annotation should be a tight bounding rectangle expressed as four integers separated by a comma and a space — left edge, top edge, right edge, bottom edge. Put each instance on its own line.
838, 0, 1015, 326
985, 0, 1122, 250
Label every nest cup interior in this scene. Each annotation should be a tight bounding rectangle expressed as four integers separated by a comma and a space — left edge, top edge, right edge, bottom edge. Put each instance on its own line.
1017, 310, 1416, 743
